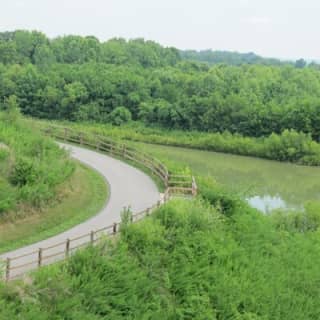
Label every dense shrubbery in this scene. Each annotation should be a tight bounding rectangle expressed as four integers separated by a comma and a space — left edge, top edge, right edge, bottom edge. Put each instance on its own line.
1, 30, 320, 141
1, 180, 320, 319
48, 121, 320, 165
0, 115, 74, 215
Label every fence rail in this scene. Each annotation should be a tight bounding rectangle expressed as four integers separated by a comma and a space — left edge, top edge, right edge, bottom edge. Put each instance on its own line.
1, 125, 197, 282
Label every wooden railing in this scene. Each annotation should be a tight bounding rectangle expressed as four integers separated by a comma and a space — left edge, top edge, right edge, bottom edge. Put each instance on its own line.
1, 125, 197, 281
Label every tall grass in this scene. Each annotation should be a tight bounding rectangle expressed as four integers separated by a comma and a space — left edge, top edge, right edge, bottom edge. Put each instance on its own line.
0, 115, 74, 215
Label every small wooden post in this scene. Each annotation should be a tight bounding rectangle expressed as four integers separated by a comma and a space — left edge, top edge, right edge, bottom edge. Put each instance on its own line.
46, 127, 52, 137
79, 133, 83, 145
113, 223, 117, 235
165, 173, 169, 189
123, 145, 126, 158
65, 239, 70, 258
90, 231, 95, 244
164, 189, 170, 202
5, 258, 10, 282
146, 207, 150, 216
96, 140, 100, 150
157, 200, 161, 208
192, 176, 197, 197
38, 248, 43, 268
64, 128, 68, 141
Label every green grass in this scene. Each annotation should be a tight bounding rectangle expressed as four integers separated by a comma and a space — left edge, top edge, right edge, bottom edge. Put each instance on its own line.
0, 162, 108, 253
0, 116, 75, 214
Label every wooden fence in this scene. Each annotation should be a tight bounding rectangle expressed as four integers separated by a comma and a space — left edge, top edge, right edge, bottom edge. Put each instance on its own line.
1, 125, 197, 281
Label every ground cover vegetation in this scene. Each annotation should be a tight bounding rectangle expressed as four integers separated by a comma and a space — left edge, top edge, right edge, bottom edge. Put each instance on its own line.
0, 108, 74, 216
0, 177, 320, 319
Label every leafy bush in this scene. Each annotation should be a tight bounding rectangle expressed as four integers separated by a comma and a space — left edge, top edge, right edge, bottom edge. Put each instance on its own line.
108, 107, 132, 126
10, 157, 37, 186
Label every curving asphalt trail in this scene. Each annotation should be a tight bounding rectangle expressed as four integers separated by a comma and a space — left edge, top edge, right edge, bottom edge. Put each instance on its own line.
0, 143, 160, 278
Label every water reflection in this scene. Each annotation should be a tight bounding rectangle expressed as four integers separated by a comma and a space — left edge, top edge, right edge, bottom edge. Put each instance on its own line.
246, 195, 302, 213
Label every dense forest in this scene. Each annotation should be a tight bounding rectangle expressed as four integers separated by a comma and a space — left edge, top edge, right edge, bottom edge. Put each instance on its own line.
1, 30, 320, 142
180, 49, 289, 66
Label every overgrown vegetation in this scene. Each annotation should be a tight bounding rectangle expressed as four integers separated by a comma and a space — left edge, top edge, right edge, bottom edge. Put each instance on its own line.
1, 178, 320, 319
0, 163, 107, 253
37, 120, 320, 165
0, 113, 74, 216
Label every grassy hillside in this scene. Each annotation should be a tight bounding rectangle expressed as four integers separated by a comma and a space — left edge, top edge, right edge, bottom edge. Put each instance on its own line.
0, 115, 108, 252
1, 181, 320, 319
0, 115, 74, 216
0, 163, 107, 253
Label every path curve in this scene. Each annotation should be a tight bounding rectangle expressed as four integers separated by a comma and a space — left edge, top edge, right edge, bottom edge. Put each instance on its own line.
1, 143, 160, 278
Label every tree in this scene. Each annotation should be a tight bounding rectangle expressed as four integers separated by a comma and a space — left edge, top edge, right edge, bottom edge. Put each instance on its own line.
108, 107, 132, 125
61, 82, 88, 119
295, 58, 307, 68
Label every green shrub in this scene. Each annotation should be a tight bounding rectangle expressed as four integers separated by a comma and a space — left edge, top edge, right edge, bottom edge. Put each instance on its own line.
0, 116, 75, 213
10, 157, 37, 186
108, 107, 132, 126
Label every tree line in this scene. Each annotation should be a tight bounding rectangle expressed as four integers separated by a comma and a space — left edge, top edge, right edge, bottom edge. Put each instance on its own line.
1, 30, 320, 141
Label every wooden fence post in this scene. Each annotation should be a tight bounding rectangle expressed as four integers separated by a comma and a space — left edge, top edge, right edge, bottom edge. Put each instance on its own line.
157, 200, 161, 208
79, 133, 83, 145
165, 173, 169, 188
38, 248, 43, 268
5, 258, 10, 282
113, 223, 117, 235
96, 140, 100, 150
164, 189, 170, 202
65, 239, 70, 258
192, 176, 197, 197
146, 207, 150, 216
90, 231, 95, 244
46, 127, 52, 137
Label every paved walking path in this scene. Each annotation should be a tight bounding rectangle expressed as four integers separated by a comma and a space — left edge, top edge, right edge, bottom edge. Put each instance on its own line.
0, 143, 160, 278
